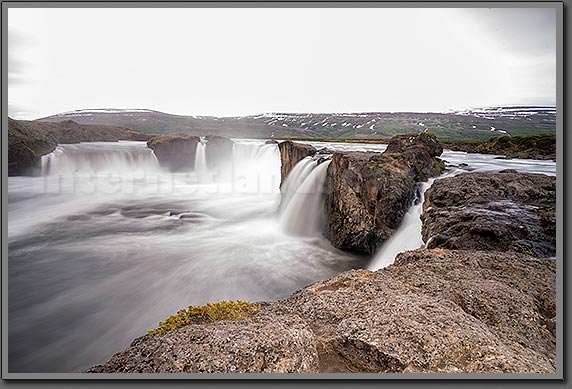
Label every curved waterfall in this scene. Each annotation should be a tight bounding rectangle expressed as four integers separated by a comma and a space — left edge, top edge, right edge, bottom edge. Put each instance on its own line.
279, 160, 331, 237
40, 141, 160, 176
8, 137, 557, 373
278, 157, 318, 214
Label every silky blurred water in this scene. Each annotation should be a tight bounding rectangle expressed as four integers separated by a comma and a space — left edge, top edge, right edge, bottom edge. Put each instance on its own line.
8, 139, 555, 372
8, 140, 364, 372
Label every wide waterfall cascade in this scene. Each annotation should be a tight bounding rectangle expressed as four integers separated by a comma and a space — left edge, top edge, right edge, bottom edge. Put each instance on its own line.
194, 138, 208, 174
8, 138, 556, 373
40, 141, 160, 176
230, 141, 282, 194
280, 160, 331, 237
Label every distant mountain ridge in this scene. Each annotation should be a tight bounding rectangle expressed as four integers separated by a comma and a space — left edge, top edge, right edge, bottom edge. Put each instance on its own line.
38, 106, 556, 141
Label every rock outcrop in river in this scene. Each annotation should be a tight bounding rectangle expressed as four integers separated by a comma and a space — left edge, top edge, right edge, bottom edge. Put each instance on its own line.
88, 248, 555, 374
87, 156, 556, 375
278, 141, 318, 186
323, 133, 444, 253
146, 134, 200, 172
205, 135, 234, 171
422, 170, 556, 257
8, 118, 150, 176
147, 134, 235, 172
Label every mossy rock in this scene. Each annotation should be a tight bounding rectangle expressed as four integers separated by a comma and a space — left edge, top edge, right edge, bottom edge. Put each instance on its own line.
149, 300, 260, 336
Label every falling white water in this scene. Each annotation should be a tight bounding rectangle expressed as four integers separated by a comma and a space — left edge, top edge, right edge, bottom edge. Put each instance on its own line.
231, 141, 282, 194
194, 139, 208, 174
367, 179, 434, 270
366, 147, 558, 271
278, 157, 318, 214
8, 138, 557, 373
40, 141, 160, 176
280, 160, 331, 237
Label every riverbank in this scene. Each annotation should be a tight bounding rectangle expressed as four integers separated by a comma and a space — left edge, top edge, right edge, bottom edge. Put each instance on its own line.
442, 134, 556, 161
89, 248, 555, 373
87, 144, 556, 374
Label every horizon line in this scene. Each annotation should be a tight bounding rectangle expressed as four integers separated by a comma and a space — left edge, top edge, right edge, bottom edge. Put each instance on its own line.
21, 104, 558, 121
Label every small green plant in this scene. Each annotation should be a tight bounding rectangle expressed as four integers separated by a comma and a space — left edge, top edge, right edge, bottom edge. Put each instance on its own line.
433, 159, 446, 174
148, 300, 260, 336
522, 249, 534, 256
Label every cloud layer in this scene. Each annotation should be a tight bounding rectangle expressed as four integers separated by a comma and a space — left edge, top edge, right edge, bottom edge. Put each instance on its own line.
8, 7, 557, 119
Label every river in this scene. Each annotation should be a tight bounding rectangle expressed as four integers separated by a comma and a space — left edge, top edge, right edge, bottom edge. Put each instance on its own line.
7, 139, 555, 372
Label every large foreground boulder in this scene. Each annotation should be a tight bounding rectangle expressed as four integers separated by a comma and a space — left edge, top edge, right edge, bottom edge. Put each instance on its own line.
88, 312, 319, 373
324, 132, 444, 254
278, 141, 318, 186
88, 249, 555, 373
422, 170, 556, 257
147, 134, 200, 172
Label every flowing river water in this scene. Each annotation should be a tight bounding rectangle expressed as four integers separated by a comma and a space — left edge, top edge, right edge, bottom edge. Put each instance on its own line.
8, 139, 556, 372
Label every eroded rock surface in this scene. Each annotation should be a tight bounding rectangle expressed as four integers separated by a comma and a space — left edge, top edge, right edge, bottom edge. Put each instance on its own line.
88, 249, 555, 374
88, 312, 319, 373
278, 141, 317, 186
422, 170, 556, 257
324, 133, 444, 253
147, 134, 200, 172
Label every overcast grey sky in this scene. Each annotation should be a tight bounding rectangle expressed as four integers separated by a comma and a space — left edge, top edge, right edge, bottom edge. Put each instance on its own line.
8, 7, 557, 119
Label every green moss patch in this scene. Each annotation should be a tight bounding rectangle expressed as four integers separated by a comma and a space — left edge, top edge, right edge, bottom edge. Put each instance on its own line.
148, 300, 260, 336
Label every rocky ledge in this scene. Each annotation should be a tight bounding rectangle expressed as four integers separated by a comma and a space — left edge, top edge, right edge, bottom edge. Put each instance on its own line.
442, 134, 556, 161
146, 134, 201, 172
422, 170, 556, 257
205, 135, 234, 170
8, 118, 150, 176
278, 140, 318, 186
324, 133, 444, 253
88, 248, 555, 374
147, 134, 235, 172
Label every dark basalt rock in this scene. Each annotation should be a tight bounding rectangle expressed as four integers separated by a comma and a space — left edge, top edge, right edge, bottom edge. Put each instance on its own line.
88, 249, 555, 374
147, 134, 200, 172
8, 118, 150, 176
323, 133, 444, 254
385, 132, 443, 158
422, 171, 556, 257
278, 141, 318, 186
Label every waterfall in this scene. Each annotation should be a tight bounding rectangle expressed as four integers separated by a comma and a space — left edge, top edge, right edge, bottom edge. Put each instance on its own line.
230, 141, 281, 194
367, 179, 434, 270
39, 141, 160, 176
278, 157, 318, 214
194, 139, 208, 174
279, 160, 331, 237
